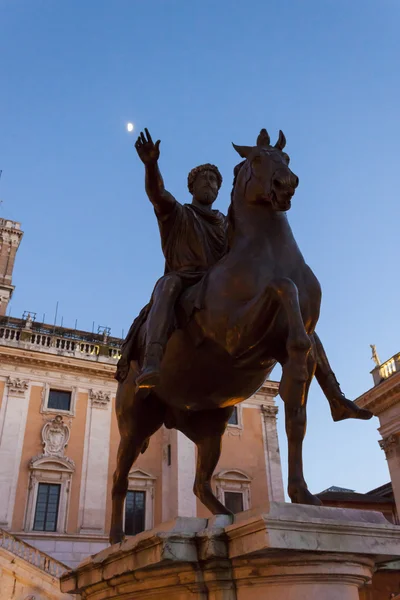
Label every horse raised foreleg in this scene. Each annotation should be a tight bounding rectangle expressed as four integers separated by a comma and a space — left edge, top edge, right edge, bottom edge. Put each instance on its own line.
110, 366, 165, 544
312, 332, 373, 422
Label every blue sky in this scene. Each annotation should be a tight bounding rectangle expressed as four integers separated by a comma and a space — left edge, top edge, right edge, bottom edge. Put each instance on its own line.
1, 0, 399, 495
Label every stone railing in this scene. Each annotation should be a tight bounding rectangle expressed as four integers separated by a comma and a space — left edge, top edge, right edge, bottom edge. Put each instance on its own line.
0, 325, 20, 342
0, 317, 122, 363
372, 353, 400, 386
0, 528, 68, 577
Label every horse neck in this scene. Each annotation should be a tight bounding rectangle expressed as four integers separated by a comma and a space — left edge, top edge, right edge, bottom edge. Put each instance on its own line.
229, 191, 295, 254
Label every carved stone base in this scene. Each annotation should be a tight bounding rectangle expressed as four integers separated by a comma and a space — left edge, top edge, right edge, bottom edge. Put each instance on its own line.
61, 503, 400, 600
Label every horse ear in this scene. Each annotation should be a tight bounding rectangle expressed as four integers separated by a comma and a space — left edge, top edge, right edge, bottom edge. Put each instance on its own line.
275, 130, 286, 150
232, 143, 252, 158
257, 128, 270, 147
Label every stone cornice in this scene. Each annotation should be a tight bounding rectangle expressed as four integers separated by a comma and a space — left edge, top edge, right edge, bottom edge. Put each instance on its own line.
246, 381, 280, 407
355, 372, 400, 416
0, 345, 116, 381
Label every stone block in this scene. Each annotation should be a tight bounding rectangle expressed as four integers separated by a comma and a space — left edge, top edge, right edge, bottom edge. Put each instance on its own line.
61, 505, 400, 600
72, 541, 91, 553
29, 539, 56, 552
89, 542, 108, 554
55, 540, 74, 552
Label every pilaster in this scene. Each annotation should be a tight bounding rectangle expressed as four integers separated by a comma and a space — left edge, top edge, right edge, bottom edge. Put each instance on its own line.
379, 433, 400, 516
161, 428, 196, 521
78, 389, 112, 534
0, 376, 30, 528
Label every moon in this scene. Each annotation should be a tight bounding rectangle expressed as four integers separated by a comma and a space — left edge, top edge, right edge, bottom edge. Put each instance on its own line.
127, 122, 134, 133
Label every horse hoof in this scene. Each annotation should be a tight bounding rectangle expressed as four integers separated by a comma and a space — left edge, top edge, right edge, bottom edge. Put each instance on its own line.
330, 398, 373, 422
109, 529, 125, 545
289, 485, 322, 506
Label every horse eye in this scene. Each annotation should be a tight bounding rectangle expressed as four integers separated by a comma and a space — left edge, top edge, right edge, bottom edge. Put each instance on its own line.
283, 153, 290, 165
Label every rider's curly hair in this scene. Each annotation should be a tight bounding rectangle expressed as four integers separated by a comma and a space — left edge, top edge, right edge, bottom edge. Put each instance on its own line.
187, 163, 223, 194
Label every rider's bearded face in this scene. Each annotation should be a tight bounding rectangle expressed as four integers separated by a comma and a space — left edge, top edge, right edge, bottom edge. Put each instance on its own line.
192, 170, 219, 205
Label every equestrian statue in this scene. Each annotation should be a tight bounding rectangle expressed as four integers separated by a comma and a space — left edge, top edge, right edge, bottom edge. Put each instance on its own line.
110, 127, 372, 545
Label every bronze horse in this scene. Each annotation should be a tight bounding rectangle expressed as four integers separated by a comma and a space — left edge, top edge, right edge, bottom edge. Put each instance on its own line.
110, 129, 371, 544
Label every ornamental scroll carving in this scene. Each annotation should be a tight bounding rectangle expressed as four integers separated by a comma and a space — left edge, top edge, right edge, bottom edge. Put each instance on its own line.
89, 389, 111, 409
379, 434, 398, 457
6, 377, 29, 395
42, 415, 70, 457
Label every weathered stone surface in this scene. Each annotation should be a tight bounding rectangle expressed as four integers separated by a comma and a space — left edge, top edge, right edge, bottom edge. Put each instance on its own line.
61, 504, 400, 599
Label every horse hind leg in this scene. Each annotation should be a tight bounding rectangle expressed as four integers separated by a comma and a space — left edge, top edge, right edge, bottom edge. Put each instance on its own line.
268, 278, 320, 505
110, 384, 165, 545
193, 434, 233, 516
270, 278, 312, 399
281, 338, 322, 506
176, 407, 234, 516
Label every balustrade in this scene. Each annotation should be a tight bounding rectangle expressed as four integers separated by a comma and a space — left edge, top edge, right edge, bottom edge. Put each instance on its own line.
0, 528, 67, 577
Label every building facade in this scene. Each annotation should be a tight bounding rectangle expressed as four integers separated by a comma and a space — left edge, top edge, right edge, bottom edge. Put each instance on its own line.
0, 217, 284, 569
356, 350, 400, 519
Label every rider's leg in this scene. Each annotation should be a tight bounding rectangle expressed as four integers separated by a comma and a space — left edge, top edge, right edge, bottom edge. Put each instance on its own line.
115, 321, 140, 382
136, 273, 183, 390
312, 332, 373, 422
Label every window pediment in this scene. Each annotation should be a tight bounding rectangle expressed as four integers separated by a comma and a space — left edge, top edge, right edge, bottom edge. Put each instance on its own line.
29, 455, 75, 472
128, 468, 156, 481
215, 469, 252, 483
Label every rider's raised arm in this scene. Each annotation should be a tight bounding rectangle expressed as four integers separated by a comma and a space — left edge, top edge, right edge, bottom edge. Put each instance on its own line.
135, 129, 177, 219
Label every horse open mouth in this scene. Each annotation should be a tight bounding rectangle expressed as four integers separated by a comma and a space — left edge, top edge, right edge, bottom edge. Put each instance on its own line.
270, 190, 293, 211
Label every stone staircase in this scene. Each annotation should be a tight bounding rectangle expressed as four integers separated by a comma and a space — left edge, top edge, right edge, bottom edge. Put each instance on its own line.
0, 528, 74, 599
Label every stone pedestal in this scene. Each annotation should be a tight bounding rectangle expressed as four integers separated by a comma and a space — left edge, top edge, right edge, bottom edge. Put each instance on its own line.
61, 503, 400, 600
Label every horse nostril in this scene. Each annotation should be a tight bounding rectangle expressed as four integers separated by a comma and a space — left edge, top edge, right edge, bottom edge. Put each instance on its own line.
293, 175, 299, 188
273, 178, 283, 188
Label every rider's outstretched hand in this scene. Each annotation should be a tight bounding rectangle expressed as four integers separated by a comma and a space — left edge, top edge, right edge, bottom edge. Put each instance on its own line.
135, 128, 161, 165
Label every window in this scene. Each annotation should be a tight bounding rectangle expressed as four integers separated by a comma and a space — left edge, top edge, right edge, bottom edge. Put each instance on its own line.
125, 490, 146, 536
215, 469, 252, 513
33, 483, 61, 531
41, 384, 77, 416
167, 444, 172, 466
228, 406, 239, 426
47, 389, 72, 411
224, 491, 244, 514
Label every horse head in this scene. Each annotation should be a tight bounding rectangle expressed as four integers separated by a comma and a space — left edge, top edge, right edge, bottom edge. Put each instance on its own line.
232, 129, 299, 212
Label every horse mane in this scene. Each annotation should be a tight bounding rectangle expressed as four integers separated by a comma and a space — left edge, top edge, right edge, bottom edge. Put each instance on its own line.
227, 160, 246, 249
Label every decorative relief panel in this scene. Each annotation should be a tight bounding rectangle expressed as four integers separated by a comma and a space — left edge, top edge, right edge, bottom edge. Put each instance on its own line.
6, 377, 29, 395
42, 415, 70, 457
30, 415, 74, 469
25, 415, 75, 532
89, 389, 111, 409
